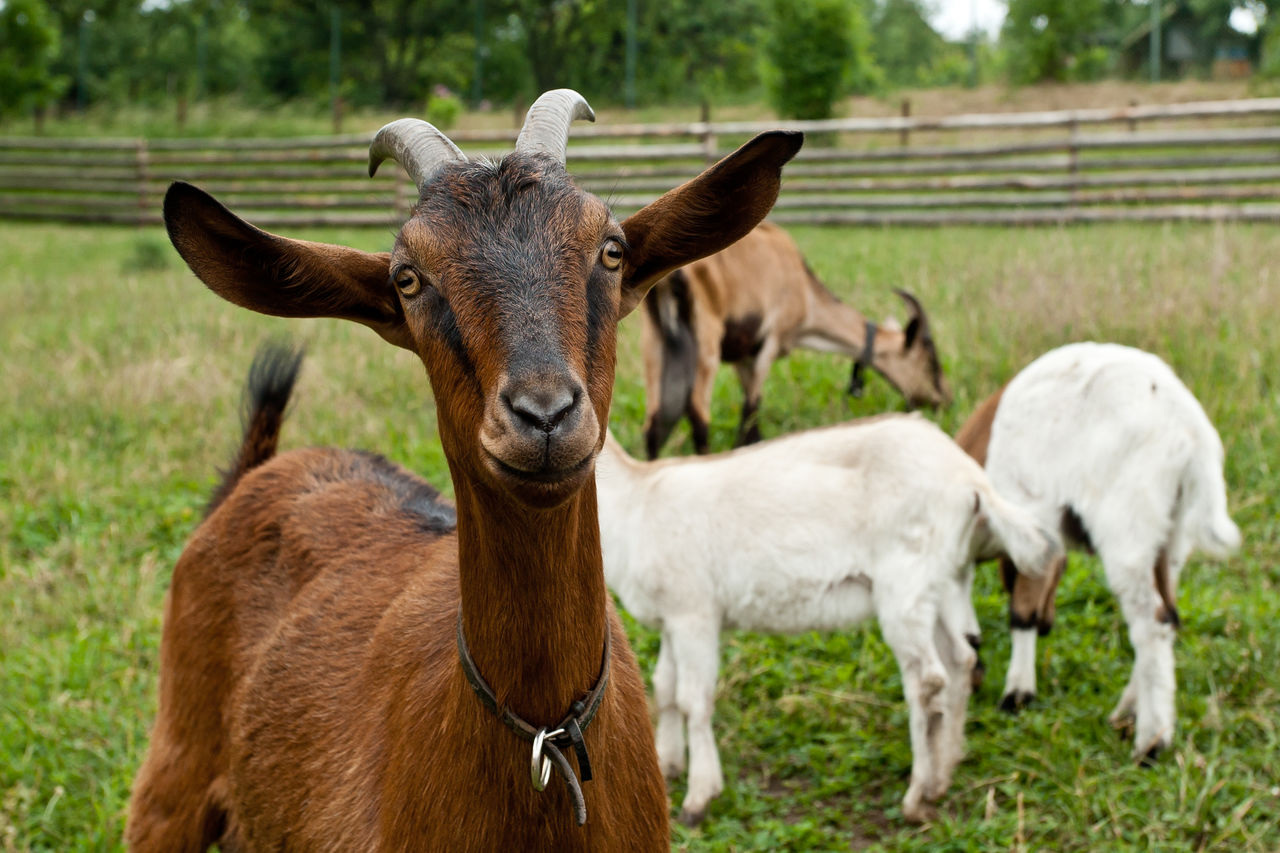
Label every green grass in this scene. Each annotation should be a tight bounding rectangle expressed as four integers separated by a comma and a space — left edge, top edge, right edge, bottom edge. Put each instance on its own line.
1, 221, 1277, 851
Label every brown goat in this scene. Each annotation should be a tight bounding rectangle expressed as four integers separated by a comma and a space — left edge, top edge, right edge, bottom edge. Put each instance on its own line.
639, 221, 951, 458
126, 90, 803, 851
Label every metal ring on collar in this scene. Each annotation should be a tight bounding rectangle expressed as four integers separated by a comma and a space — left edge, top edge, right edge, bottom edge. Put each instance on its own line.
531, 728, 554, 791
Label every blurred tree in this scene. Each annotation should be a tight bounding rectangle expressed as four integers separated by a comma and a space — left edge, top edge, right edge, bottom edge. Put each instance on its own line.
0, 0, 68, 120
633, 0, 766, 106
763, 0, 880, 119
870, 0, 947, 87
241, 0, 474, 107
1002, 0, 1123, 83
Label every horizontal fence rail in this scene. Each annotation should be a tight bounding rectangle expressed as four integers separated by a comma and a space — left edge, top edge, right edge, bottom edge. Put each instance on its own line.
5, 98, 1280, 227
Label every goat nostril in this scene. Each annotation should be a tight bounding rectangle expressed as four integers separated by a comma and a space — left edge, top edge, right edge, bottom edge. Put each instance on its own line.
506, 387, 579, 434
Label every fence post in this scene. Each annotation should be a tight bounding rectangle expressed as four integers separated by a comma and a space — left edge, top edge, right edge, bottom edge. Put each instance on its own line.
393, 166, 411, 224
135, 138, 150, 227
1067, 118, 1079, 215
700, 101, 717, 164
900, 99, 911, 148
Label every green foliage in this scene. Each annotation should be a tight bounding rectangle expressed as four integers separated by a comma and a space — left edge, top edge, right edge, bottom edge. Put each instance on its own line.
763, 0, 880, 120
1002, 0, 1120, 84
635, 0, 767, 106
3, 219, 1278, 850
0, 0, 67, 119
425, 89, 463, 130
870, 0, 946, 87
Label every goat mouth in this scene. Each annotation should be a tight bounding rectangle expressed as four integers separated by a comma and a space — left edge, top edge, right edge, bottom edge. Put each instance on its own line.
487, 450, 594, 486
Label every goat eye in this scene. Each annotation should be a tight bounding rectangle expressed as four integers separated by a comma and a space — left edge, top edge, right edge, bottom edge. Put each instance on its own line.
395, 269, 423, 297
600, 240, 624, 271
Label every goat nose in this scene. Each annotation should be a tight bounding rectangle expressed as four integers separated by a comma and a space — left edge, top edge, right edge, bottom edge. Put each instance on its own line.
505, 385, 579, 434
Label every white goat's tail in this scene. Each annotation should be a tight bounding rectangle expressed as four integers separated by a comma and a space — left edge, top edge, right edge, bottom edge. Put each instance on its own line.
1183, 445, 1242, 560
978, 489, 1064, 579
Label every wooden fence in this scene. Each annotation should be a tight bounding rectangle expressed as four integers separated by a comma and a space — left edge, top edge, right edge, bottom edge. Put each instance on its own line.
5, 98, 1280, 227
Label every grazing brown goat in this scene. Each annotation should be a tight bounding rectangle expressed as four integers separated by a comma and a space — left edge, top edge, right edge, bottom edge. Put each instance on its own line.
640, 221, 951, 458
126, 89, 802, 852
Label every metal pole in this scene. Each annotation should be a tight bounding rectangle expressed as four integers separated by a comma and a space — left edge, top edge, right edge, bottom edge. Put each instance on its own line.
196, 15, 207, 101
625, 0, 637, 109
472, 0, 484, 106
330, 5, 341, 130
1150, 0, 1162, 83
77, 12, 90, 111
969, 0, 978, 88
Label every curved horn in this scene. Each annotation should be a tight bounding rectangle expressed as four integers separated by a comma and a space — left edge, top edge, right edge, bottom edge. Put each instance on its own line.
368, 118, 467, 195
515, 89, 596, 165
893, 288, 928, 328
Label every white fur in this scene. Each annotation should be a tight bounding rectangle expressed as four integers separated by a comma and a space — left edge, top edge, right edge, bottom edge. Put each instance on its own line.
596, 415, 1062, 823
984, 342, 1241, 757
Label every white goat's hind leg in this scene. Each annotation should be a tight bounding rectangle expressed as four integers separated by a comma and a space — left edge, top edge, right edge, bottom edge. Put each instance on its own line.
1108, 563, 1178, 760
653, 631, 686, 779
1109, 677, 1139, 728
931, 593, 977, 800
880, 598, 947, 822
667, 616, 723, 826
1001, 628, 1039, 711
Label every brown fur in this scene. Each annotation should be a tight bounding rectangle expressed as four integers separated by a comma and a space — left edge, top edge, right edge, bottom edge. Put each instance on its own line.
128, 130, 803, 850
959, 387, 1069, 640
953, 384, 1007, 467
641, 221, 952, 457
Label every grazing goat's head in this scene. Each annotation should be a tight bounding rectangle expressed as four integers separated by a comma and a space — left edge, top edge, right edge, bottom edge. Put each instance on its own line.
163, 90, 802, 508
877, 289, 952, 410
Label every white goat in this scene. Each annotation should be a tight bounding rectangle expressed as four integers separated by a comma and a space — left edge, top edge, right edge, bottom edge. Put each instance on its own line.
596, 415, 1063, 824
955, 341, 1241, 760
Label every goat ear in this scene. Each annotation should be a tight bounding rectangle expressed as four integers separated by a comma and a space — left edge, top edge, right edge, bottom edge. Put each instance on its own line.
163, 182, 411, 349
617, 130, 803, 317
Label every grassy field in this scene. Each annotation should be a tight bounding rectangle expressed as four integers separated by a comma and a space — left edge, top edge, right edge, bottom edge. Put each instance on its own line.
1, 218, 1277, 852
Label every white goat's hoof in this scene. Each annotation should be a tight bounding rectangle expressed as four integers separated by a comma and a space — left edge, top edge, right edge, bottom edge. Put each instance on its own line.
902, 797, 937, 824
678, 805, 708, 827
925, 777, 952, 803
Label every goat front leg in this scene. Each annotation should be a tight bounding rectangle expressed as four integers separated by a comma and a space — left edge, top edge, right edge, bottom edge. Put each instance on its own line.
652, 630, 686, 779
666, 614, 723, 826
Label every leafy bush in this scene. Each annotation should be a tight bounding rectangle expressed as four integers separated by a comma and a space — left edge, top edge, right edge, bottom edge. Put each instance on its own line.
762, 0, 879, 120
0, 0, 66, 119
425, 88, 463, 130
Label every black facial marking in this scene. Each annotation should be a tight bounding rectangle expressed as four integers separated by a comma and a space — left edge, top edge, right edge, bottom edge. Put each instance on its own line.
584, 266, 614, 367
423, 287, 474, 375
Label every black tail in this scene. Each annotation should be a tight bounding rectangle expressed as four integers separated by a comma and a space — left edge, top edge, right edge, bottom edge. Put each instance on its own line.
205, 342, 305, 516
643, 270, 697, 458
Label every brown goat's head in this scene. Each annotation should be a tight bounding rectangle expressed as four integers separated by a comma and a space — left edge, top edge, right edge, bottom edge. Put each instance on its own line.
875, 289, 952, 410
164, 90, 802, 508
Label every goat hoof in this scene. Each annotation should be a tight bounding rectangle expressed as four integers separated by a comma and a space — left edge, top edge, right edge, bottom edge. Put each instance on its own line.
661, 762, 684, 781
678, 806, 707, 827
999, 690, 1034, 713
1135, 737, 1167, 766
902, 801, 937, 824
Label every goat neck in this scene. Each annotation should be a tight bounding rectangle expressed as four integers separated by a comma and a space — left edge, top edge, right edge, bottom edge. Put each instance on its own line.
453, 470, 608, 725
